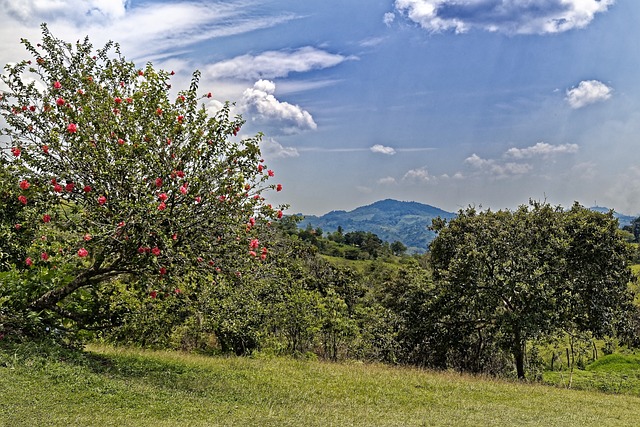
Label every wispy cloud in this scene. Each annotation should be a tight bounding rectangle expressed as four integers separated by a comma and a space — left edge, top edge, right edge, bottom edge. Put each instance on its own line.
370, 144, 396, 155
240, 80, 317, 134
0, 1, 301, 65
383, 12, 396, 27
378, 176, 398, 185
565, 80, 613, 109
207, 46, 355, 81
393, 0, 614, 35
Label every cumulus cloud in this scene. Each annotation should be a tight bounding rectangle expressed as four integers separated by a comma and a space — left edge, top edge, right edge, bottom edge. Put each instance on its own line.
565, 80, 613, 109
403, 167, 435, 183
207, 47, 354, 81
241, 80, 317, 133
378, 176, 398, 185
393, 0, 614, 35
465, 154, 532, 177
370, 144, 396, 155
505, 142, 579, 159
383, 12, 396, 26
261, 138, 300, 158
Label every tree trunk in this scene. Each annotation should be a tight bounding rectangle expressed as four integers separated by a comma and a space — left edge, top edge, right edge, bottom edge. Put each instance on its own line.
513, 332, 526, 380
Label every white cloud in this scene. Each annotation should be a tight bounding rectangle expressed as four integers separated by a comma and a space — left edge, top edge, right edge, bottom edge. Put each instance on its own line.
465, 154, 532, 178
1, 0, 127, 24
378, 176, 398, 185
370, 144, 396, 155
261, 138, 300, 158
393, 0, 614, 35
505, 142, 579, 159
0, 1, 300, 67
565, 80, 613, 109
403, 167, 435, 183
207, 47, 355, 81
383, 12, 396, 26
241, 80, 317, 133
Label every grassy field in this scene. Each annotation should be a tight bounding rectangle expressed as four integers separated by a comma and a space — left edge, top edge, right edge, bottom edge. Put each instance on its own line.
2, 344, 640, 426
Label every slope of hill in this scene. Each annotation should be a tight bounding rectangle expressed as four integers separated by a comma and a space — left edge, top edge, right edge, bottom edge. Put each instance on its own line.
297, 199, 456, 253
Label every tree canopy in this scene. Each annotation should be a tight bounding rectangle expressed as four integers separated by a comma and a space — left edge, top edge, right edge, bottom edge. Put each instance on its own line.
0, 25, 283, 338
429, 201, 634, 379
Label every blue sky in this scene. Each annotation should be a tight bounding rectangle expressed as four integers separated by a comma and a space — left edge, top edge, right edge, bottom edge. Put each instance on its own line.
2, 0, 639, 215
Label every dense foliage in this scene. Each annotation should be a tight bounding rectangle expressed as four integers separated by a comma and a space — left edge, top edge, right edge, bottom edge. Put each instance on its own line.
0, 25, 283, 340
1, 29, 638, 382
429, 202, 634, 379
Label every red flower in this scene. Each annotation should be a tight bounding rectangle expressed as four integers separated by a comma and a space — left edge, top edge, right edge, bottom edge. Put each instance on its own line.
19, 180, 30, 190
41, 252, 49, 261
249, 251, 257, 257
179, 185, 188, 195
277, 210, 283, 219
67, 123, 78, 133
29, 105, 36, 112
176, 170, 185, 178
276, 184, 282, 192
84, 234, 92, 241
65, 182, 74, 192
249, 218, 256, 226
137, 246, 146, 254
138, 70, 144, 76
261, 253, 267, 261
15, 224, 21, 230
18, 195, 27, 205
53, 184, 62, 193
258, 164, 263, 172
172, 233, 177, 240
126, 97, 133, 103
42, 145, 49, 153
195, 196, 201, 203
159, 267, 167, 275
156, 108, 163, 115
249, 238, 259, 249
155, 177, 163, 187
177, 115, 184, 123
25, 257, 33, 266
53, 81, 61, 89
56, 97, 65, 106
114, 97, 122, 104
158, 202, 166, 211
42, 214, 51, 223
158, 193, 168, 202
118, 138, 125, 145
83, 185, 91, 193
98, 195, 107, 205
267, 170, 274, 177
11, 147, 21, 157
207, 92, 212, 98
233, 126, 240, 136
151, 247, 161, 256
149, 290, 157, 299
174, 288, 181, 294
77, 247, 89, 257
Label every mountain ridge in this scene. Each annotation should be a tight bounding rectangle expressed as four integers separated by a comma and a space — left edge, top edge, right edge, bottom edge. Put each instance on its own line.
296, 199, 637, 254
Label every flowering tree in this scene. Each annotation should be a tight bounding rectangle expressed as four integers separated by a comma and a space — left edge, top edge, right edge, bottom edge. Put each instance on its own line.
0, 25, 284, 338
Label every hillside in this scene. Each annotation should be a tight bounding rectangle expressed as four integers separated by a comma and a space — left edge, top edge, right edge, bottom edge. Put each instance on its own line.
3, 344, 640, 427
297, 199, 456, 253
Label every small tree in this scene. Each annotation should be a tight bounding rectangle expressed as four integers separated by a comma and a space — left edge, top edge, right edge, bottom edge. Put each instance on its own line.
0, 25, 284, 339
429, 201, 634, 379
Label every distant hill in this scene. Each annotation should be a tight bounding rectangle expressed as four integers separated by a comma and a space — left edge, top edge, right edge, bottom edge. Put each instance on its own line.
589, 206, 636, 228
296, 200, 638, 254
296, 199, 456, 254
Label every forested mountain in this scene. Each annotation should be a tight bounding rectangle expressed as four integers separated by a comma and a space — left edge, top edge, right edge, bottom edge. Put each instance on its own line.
296, 199, 456, 253
297, 200, 638, 253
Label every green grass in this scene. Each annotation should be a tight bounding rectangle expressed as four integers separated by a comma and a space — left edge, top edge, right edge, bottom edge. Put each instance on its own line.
544, 354, 640, 396
2, 344, 640, 426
